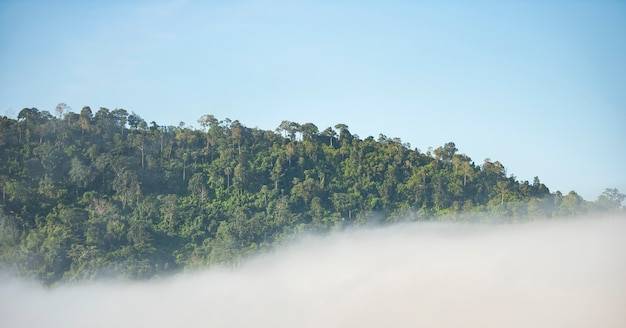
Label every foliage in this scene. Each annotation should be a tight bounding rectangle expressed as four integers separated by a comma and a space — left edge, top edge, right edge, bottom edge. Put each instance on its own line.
0, 108, 622, 285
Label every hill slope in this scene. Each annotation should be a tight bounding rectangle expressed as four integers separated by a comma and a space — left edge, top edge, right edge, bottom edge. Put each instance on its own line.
0, 107, 620, 284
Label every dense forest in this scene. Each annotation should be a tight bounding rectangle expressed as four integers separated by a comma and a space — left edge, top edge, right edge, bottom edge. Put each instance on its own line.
0, 105, 624, 285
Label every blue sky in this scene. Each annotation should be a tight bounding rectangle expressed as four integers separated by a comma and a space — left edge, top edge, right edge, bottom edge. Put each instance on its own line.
1, 0, 625, 201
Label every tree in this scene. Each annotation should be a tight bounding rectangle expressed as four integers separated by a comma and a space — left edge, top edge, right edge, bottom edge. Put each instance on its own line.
532, 176, 550, 196
158, 194, 178, 234
224, 167, 232, 189
334, 123, 351, 144
322, 127, 336, 146
69, 158, 93, 188
460, 160, 474, 187
434, 142, 457, 162
332, 192, 355, 220
494, 180, 509, 207
17, 107, 41, 122
287, 121, 301, 142
198, 114, 218, 131
188, 173, 208, 203
300, 123, 319, 142
112, 168, 140, 209
127, 112, 145, 130
55, 103, 68, 119
233, 162, 249, 194
276, 120, 291, 139
128, 132, 146, 168
79, 106, 93, 141
271, 158, 283, 190
286, 142, 295, 167
231, 120, 243, 155
209, 221, 238, 267
596, 188, 625, 210
557, 191, 584, 216
111, 108, 129, 135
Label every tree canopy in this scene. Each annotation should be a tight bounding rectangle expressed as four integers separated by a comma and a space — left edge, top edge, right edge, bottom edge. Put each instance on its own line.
0, 107, 622, 285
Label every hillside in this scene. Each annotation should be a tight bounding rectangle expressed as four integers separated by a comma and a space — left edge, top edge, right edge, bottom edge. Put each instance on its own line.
0, 107, 622, 285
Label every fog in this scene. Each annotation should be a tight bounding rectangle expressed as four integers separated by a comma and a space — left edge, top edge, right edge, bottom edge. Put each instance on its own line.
2, 215, 625, 328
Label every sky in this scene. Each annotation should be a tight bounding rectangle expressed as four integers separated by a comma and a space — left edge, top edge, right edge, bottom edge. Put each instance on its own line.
1, 0, 624, 201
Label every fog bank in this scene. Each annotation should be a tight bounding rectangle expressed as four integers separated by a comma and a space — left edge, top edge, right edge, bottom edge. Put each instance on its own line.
2, 215, 625, 327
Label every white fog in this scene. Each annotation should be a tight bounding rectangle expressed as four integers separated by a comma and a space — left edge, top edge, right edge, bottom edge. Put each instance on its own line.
1, 215, 625, 328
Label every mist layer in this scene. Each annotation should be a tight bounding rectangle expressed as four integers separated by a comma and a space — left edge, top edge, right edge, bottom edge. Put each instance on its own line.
2, 215, 625, 328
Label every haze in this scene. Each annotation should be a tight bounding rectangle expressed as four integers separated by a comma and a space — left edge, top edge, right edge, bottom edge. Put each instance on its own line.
1, 214, 624, 328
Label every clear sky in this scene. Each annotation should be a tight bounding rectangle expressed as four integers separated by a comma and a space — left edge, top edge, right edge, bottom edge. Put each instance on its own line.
1, 0, 624, 201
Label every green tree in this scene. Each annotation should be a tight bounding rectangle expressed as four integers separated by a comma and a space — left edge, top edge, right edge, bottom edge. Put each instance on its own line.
69, 158, 93, 188
595, 188, 625, 210
0, 111, 594, 284
555, 191, 585, 216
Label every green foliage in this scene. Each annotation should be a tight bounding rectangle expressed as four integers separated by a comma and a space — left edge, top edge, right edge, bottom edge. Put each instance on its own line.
0, 111, 620, 285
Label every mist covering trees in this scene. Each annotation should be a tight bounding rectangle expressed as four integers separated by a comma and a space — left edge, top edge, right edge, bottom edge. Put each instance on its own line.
0, 107, 623, 285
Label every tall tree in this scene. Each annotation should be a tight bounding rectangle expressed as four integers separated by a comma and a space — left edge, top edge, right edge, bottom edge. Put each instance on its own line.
595, 188, 625, 210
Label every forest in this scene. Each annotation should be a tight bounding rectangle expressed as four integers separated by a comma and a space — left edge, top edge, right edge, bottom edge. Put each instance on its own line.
0, 105, 624, 285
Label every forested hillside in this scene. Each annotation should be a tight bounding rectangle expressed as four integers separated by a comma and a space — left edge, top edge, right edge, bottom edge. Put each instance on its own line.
0, 106, 623, 285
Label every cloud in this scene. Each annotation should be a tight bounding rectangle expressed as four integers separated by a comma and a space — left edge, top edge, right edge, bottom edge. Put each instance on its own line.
1, 215, 625, 328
